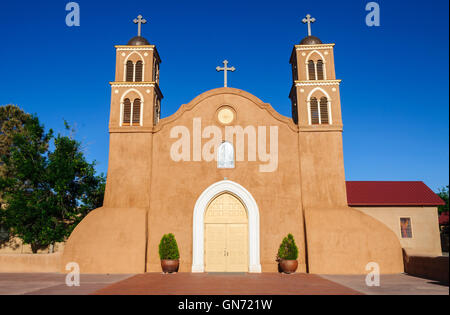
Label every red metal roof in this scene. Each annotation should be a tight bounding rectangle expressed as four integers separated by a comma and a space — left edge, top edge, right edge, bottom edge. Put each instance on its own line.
346, 181, 445, 206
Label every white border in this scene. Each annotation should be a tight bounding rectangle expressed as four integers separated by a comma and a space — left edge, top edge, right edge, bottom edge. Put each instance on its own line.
192, 180, 261, 273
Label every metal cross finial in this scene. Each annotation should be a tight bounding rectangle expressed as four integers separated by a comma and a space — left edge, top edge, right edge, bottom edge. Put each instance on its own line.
133, 15, 147, 37
302, 14, 316, 36
216, 60, 236, 87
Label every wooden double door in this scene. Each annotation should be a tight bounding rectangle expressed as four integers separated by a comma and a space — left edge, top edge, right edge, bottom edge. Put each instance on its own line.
204, 193, 248, 272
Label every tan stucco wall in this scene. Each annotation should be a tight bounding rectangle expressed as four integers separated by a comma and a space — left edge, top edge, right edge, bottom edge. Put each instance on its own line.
61, 207, 147, 274
355, 206, 442, 257
61, 87, 405, 274
61, 40, 405, 275
304, 207, 404, 274
145, 89, 307, 273
0, 252, 61, 273
0, 238, 64, 254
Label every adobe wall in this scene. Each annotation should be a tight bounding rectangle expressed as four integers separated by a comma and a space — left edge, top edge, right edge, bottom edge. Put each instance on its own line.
145, 88, 307, 273
61, 88, 405, 275
103, 132, 153, 208
356, 206, 442, 256
0, 252, 61, 273
0, 238, 64, 254
61, 207, 147, 274
403, 249, 449, 284
305, 207, 404, 274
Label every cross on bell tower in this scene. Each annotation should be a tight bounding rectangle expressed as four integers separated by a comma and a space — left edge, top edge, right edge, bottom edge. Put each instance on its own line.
133, 15, 147, 37
302, 14, 316, 37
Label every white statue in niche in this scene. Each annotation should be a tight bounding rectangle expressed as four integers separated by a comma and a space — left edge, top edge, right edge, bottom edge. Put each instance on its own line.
217, 141, 235, 169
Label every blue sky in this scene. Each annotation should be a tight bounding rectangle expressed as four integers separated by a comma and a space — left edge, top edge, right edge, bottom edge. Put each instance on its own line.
0, 0, 448, 191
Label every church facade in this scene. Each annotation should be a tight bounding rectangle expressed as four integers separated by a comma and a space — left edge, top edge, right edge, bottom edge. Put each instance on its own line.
59, 16, 443, 275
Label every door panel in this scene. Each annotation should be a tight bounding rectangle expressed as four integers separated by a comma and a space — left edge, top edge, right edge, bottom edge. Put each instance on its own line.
204, 193, 249, 272
205, 224, 227, 272
227, 224, 248, 272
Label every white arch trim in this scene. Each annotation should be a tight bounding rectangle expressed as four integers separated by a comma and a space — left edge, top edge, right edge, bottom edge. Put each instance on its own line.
307, 87, 331, 101
123, 51, 146, 82
305, 50, 326, 63
120, 88, 145, 103
192, 180, 261, 273
123, 51, 145, 64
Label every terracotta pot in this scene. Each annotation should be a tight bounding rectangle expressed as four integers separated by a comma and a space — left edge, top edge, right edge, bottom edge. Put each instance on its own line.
161, 259, 179, 273
279, 259, 298, 274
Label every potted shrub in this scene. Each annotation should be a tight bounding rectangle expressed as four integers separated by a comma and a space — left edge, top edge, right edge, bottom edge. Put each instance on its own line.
276, 233, 299, 274
159, 233, 180, 273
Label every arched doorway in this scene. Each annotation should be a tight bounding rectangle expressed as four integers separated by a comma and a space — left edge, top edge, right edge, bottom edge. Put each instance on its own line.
192, 180, 261, 273
204, 193, 248, 272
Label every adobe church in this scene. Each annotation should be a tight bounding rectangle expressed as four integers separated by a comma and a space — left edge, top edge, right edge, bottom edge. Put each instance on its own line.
60, 15, 444, 274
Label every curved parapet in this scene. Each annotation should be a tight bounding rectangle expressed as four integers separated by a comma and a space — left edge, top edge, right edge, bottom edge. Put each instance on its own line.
61, 207, 147, 274
305, 207, 404, 274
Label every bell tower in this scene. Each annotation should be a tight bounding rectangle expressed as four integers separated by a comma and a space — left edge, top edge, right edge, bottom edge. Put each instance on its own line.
290, 15, 348, 208
109, 15, 163, 132
103, 15, 162, 209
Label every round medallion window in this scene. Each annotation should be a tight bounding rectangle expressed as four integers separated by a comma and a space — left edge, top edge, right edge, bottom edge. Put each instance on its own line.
217, 106, 235, 125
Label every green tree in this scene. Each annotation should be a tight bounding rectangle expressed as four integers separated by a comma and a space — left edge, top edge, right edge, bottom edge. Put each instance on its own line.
0, 115, 105, 253
0, 114, 54, 252
437, 185, 449, 214
0, 105, 32, 204
46, 132, 106, 235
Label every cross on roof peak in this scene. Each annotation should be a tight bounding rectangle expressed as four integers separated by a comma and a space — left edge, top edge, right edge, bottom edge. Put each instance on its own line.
133, 15, 147, 37
302, 14, 316, 37
216, 60, 236, 88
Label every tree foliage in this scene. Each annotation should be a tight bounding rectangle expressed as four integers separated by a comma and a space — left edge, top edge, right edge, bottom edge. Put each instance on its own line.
0, 108, 105, 253
0, 105, 32, 202
437, 185, 449, 214
158, 233, 180, 260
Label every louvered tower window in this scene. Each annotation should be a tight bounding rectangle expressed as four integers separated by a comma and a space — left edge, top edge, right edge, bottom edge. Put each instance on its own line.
153, 96, 161, 125
291, 94, 298, 124
292, 60, 298, 81
126, 61, 134, 82
310, 97, 319, 125
135, 61, 143, 82
316, 60, 324, 80
132, 99, 141, 125
123, 98, 131, 125
308, 60, 316, 80
320, 97, 329, 124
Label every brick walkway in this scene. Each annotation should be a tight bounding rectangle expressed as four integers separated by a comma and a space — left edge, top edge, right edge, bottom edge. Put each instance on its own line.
93, 273, 362, 295
0, 273, 133, 295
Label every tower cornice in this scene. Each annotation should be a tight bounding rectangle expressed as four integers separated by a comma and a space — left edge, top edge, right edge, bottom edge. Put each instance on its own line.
115, 45, 161, 63
110, 82, 164, 99
115, 45, 155, 49
295, 43, 335, 50
294, 80, 341, 86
